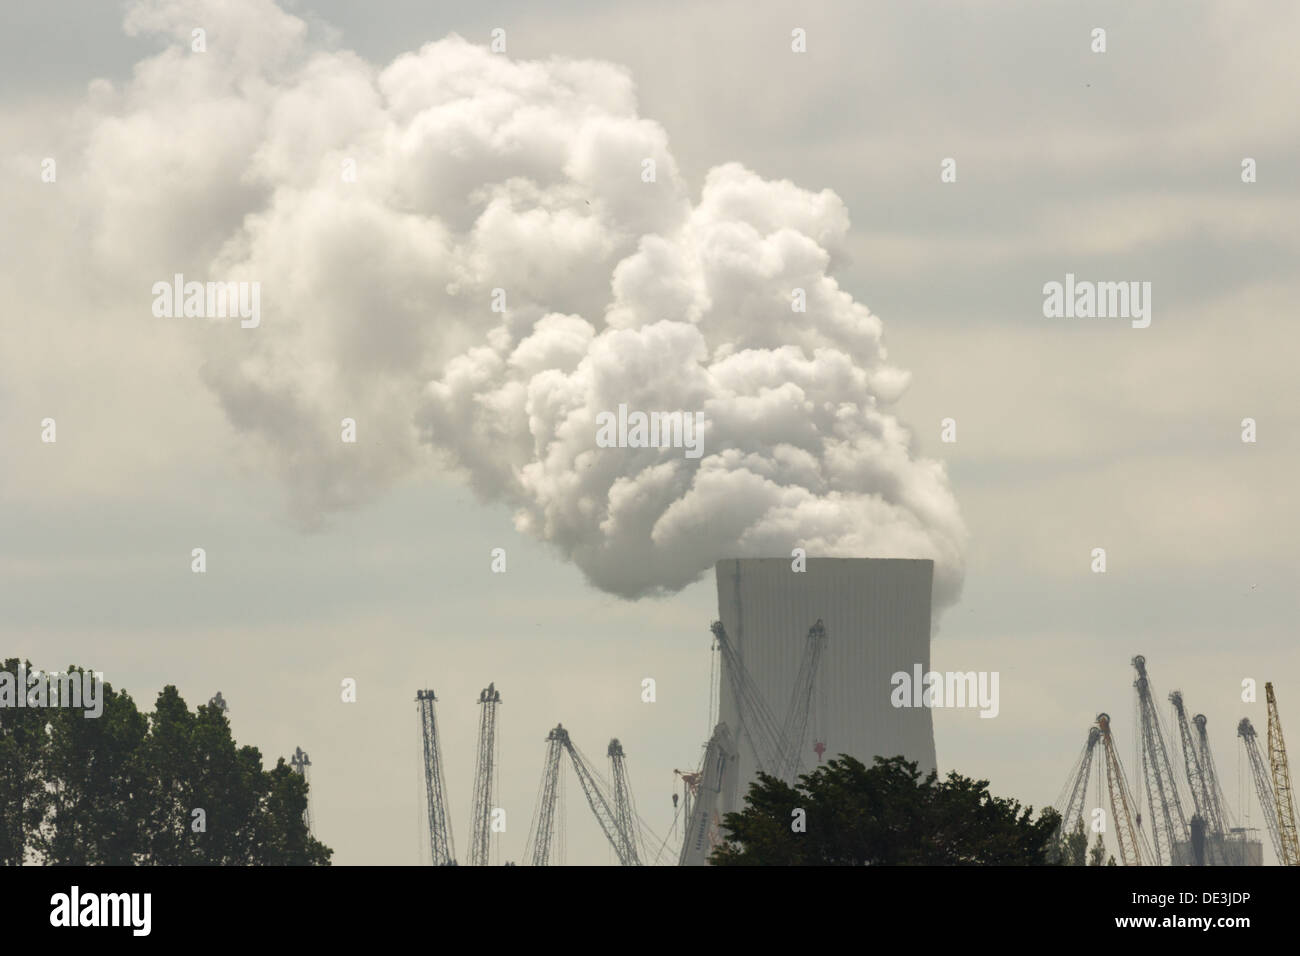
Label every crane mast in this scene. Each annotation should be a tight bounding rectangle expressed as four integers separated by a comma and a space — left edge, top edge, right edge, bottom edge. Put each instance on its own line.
710, 621, 784, 776
1132, 655, 1188, 864
416, 690, 456, 865
680, 722, 736, 866
1096, 712, 1147, 866
1238, 717, 1284, 863
775, 620, 828, 781
608, 738, 642, 865
523, 724, 566, 866
559, 729, 640, 865
1056, 726, 1101, 838
523, 724, 643, 865
1265, 683, 1300, 865
469, 683, 501, 866
1192, 714, 1231, 839
710, 620, 828, 785
1169, 691, 1223, 864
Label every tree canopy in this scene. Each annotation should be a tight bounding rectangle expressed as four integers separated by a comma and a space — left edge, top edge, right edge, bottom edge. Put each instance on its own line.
0, 659, 331, 865
710, 754, 1061, 865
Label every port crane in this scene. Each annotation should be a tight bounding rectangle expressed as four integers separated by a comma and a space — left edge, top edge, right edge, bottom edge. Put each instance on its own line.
1096, 712, 1150, 866
469, 683, 501, 866
1168, 691, 1224, 864
1054, 725, 1101, 841
1238, 717, 1284, 863
523, 724, 645, 865
416, 690, 456, 865
1132, 656, 1189, 864
1266, 683, 1300, 865
709, 619, 827, 785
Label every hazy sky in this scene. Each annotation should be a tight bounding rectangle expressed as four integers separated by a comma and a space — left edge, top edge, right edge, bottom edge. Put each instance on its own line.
2, 0, 1298, 865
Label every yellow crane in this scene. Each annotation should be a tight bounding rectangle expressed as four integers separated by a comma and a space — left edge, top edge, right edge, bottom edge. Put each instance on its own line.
1265, 682, 1300, 865
1097, 713, 1148, 866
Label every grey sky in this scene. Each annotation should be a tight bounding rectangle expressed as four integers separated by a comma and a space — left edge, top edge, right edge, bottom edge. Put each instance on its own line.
2, 0, 1298, 865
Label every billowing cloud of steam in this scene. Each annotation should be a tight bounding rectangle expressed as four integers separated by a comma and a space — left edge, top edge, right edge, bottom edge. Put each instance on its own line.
66, 0, 967, 605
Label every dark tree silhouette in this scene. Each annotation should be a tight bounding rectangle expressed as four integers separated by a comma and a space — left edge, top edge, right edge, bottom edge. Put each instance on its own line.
711, 754, 1061, 866
0, 659, 330, 865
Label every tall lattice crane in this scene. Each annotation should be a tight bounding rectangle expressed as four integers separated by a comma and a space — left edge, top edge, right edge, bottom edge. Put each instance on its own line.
1266, 683, 1300, 865
1168, 691, 1223, 864
1238, 717, 1284, 863
522, 724, 643, 865
776, 620, 827, 779
1096, 712, 1149, 866
416, 689, 456, 866
1192, 714, 1232, 846
469, 682, 501, 866
523, 724, 566, 866
1132, 655, 1188, 864
608, 739, 643, 865
1054, 725, 1101, 840
710, 619, 827, 785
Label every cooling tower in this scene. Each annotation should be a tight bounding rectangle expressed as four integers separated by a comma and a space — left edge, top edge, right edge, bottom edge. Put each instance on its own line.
714, 557, 937, 816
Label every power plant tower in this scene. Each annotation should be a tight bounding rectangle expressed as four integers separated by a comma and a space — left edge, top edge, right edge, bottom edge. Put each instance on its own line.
713, 558, 937, 819
416, 689, 456, 866
469, 682, 502, 866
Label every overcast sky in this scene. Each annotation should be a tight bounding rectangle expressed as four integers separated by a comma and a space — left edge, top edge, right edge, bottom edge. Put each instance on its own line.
2, 0, 1298, 865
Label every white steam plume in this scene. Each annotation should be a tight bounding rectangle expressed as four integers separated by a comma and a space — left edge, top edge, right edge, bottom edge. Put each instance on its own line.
65, 0, 967, 605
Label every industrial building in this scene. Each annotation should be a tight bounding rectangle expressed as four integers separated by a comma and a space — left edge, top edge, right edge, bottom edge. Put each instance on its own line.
713, 557, 937, 818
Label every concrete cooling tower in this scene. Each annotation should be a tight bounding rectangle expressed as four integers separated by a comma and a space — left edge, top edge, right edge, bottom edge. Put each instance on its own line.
714, 557, 937, 817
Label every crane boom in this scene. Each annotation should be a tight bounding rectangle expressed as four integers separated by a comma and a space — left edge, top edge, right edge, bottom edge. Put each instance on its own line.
560, 730, 641, 865
1132, 656, 1188, 864
1097, 712, 1147, 866
1266, 683, 1300, 865
469, 683, 501, 866
1169, 691, 1224, 865
710, 619, 828, 785
1238, 717, 1285, 863
1192, 714, 1231, 836
775, 620, 828, 781
1056, 726, 1101, 837
523, 724, 566, 866
608, 738, 642, 866
416, 690, 456, 865
1169, 693, 1218, 833
710, 621, 784, 776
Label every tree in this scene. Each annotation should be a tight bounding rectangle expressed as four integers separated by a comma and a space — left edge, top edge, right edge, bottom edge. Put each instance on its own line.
1088, 833, 1116, 866
710, 754, 1061, 865
1050, 817, 1089, 865
0, 660, 331, 865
